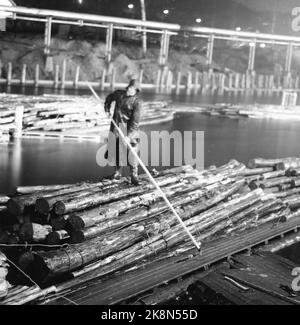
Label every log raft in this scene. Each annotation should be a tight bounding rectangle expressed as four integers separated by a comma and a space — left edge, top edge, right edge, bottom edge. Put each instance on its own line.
2, 157, 300, 304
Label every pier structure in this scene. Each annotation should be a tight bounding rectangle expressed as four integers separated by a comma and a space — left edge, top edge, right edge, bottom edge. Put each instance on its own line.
0, 5, 300, 92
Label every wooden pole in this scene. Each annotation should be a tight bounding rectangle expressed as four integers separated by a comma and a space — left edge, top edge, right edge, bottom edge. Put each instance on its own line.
110, 67, 116, 91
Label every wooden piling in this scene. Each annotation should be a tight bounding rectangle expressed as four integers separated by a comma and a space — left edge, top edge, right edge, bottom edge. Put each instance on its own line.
265, 75, 270, 90
186, 71, 192, 94
160, 67, 168, 90
54, 64, 59, 88
176, 71, 181, 94
295, 76, 299, 90
194, 71, 199, 94
219, 73, 225, 92
110, 68, 116, 91
21, 64, 27, 86
61, 60, 66, 89
241, 74, 246, 89
234, 73, 240, 89
228, 74, 233, 89
258, 75, 263, 89
156, 68, 162, 91
7, 62, 12, 86
34, 64, 39, 88
269, 75, 274, 89
74, 66, 80, 89
166, 70, 173, 92
138, 69, 143, 86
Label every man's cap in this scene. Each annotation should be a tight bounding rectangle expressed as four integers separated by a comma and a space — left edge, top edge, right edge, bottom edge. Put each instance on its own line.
127, 79, 141, 92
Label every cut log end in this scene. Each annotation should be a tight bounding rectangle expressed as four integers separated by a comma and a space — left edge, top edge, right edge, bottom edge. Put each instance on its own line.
275, 162, 286, 171
53, 201, 66, 215
70, 231, 85, 244
66, 215, 85, 232
35, 198, 50, 215
7, 198, 24, 220
19, 252, 51, 284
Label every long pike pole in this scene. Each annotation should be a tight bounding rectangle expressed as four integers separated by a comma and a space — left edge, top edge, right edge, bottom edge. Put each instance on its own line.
87, 82, 201, 251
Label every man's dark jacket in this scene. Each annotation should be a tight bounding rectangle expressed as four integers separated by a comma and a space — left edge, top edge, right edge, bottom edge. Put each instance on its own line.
104, 90, 142, 142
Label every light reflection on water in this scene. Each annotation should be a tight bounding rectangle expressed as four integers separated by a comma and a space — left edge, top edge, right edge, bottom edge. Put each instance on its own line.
0, 87, 298, 194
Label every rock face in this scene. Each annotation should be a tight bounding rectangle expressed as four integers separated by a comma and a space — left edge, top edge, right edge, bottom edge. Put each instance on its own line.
0, 34, 235, 85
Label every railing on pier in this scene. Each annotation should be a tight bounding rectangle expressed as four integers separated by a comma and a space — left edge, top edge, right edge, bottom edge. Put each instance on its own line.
1, 5, 300, 75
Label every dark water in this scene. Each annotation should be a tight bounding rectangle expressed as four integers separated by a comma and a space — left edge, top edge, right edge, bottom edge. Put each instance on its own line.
1, 110, 300, 194
0, 87, 299, 194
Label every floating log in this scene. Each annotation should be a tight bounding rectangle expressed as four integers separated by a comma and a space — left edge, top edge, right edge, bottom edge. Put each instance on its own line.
247, 158, 287, 168
241, 167, 273, 177
0, 195, 9, 205
260, 177, 295, 189
261, 170, 286, 180
16, 184, 75, 195
276, 159, 300, 171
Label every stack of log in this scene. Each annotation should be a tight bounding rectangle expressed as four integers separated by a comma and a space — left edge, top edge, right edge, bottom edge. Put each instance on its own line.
0, 94, 170, 133
0, 252, 10, 299
1, 157, 300, 304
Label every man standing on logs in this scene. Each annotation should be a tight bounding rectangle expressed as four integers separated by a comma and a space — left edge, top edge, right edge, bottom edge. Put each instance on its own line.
104, 79, 143, 186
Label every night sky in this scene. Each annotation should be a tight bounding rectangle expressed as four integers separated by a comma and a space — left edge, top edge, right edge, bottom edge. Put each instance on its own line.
7, 0, 299, 35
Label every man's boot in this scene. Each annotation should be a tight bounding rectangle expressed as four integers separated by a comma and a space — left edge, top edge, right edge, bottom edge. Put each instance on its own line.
130, 166, 140, 186
112, 167, 122, 180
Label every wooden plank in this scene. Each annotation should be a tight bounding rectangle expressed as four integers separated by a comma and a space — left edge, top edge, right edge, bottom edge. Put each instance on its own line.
45, 217, 300, 305
221, 253, 300, 305
199, 264, 290, 305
